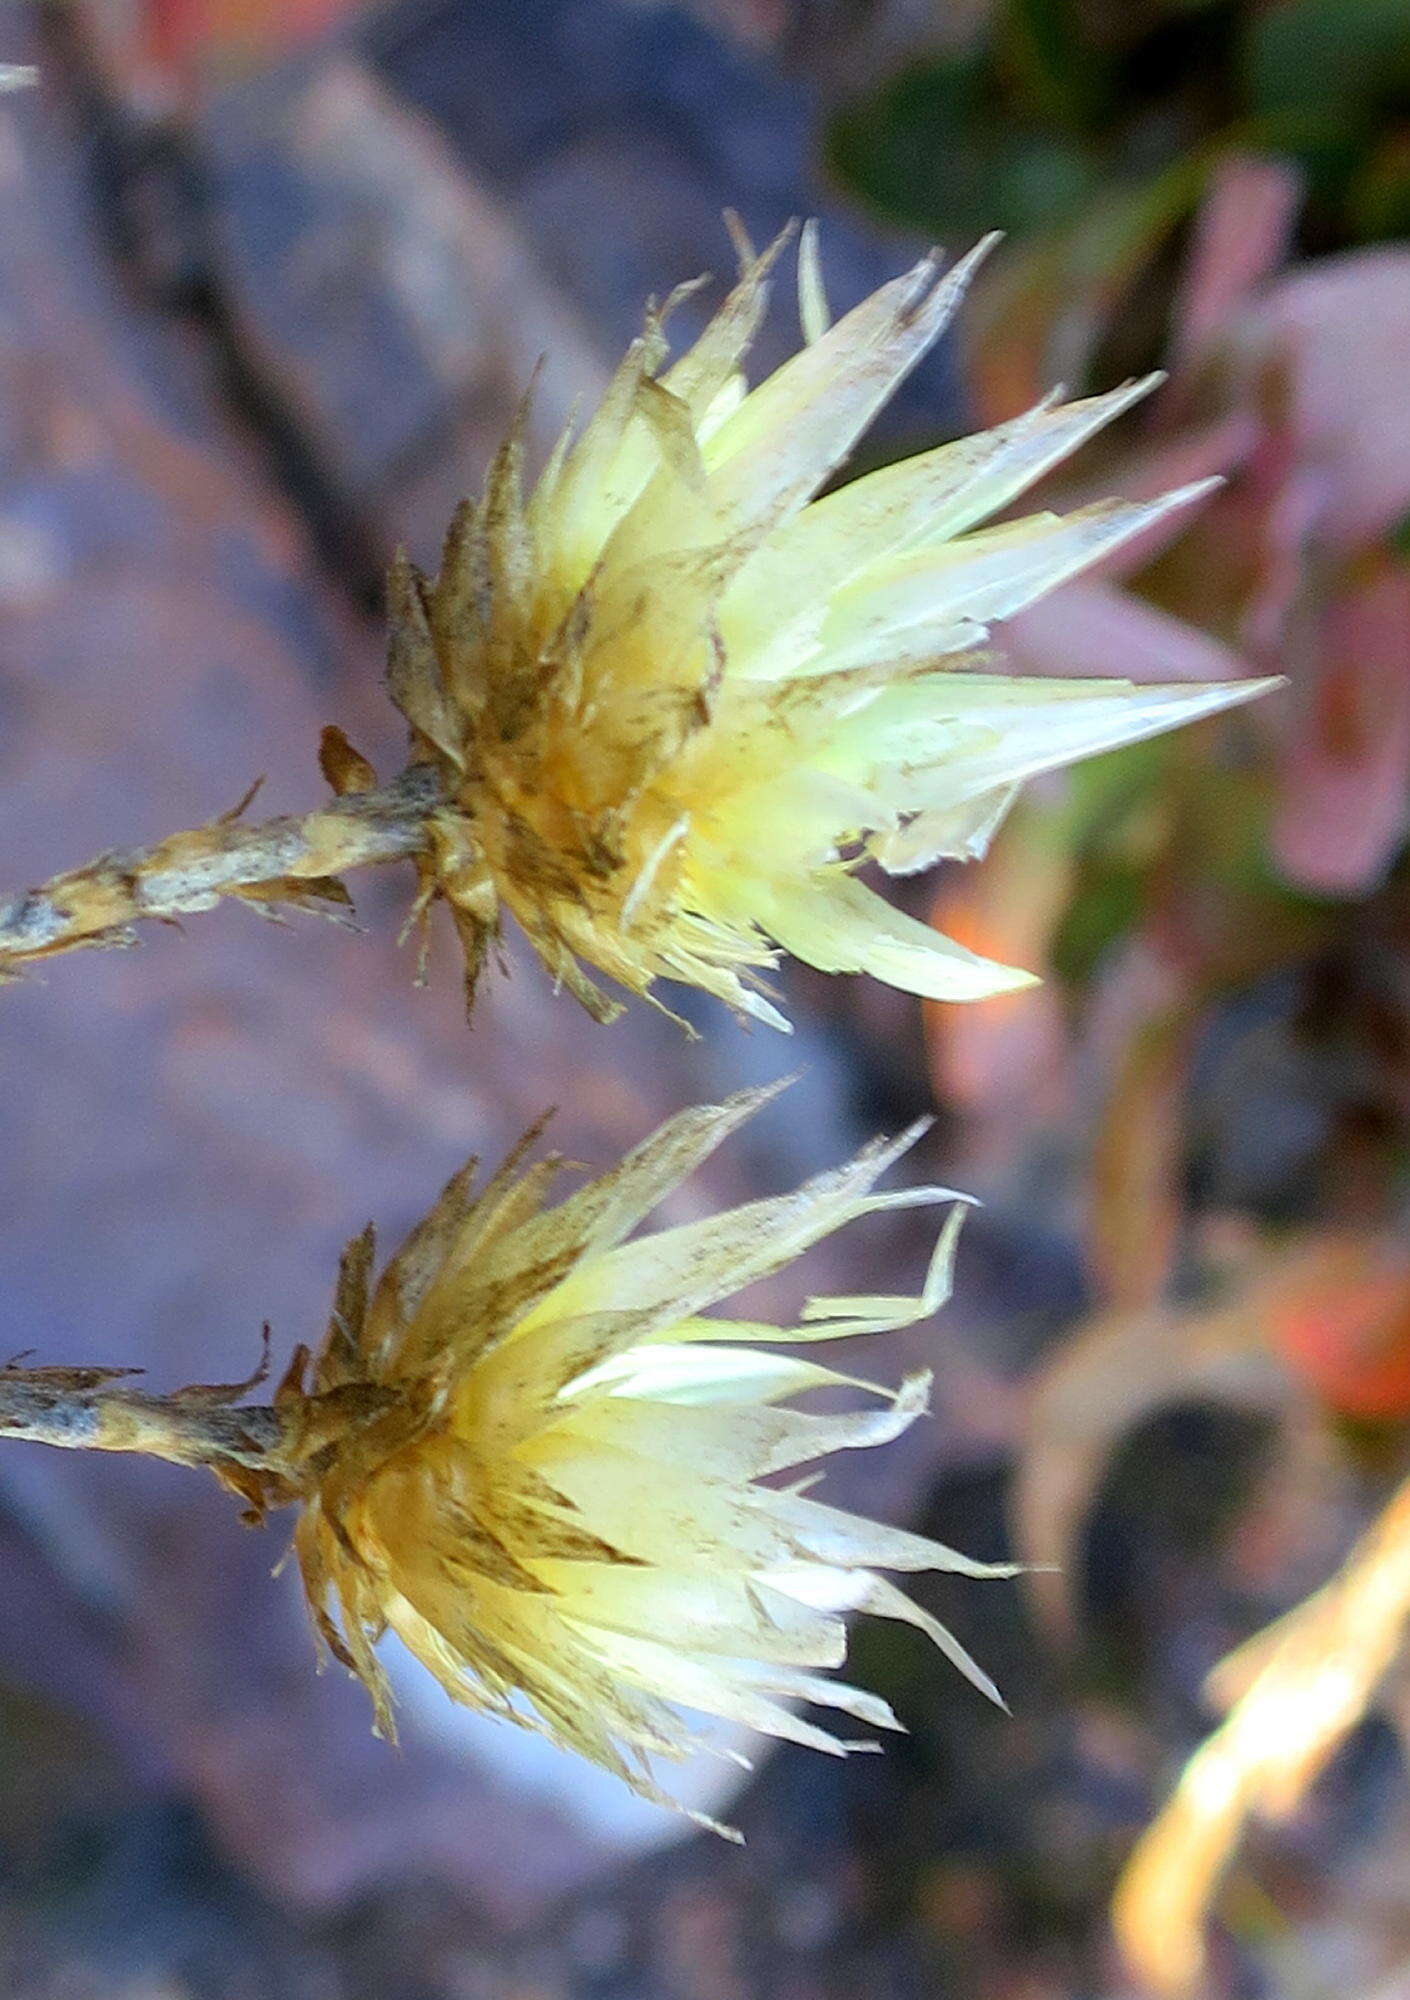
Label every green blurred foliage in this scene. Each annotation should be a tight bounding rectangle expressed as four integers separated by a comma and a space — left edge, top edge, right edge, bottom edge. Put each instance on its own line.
1047, 738, 1329, 994
828, 0, 1410, 260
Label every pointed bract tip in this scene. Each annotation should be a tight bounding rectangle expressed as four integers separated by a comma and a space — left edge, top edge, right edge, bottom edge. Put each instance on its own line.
1158, 473, 1227, 513
889, 1112, 936, 1156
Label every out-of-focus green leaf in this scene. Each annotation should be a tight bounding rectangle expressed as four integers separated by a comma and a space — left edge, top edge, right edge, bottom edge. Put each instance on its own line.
965, 147, 1214, 409
1047, 742, 1169, 988
1001, 0, 1110, 132
1051, 857, 1146, 988
1350, 132, 1410, 240
826, 58, 984, 235
997, 133, 1102, 227
1244, 109, 1372, 213
825, 57, 1100, 239
1047, 742, 1330, 992
1055, 736, 1172, 850
1244, 0, 1410, 118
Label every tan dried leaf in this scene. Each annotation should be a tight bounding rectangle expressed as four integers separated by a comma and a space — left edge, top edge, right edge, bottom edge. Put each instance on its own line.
1114, 1471, 1410, 1994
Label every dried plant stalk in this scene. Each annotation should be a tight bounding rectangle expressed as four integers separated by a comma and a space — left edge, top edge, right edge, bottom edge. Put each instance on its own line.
1113, 1472, 1410, 1994
0, 1353, 337, 1520
0, 758, 443, 978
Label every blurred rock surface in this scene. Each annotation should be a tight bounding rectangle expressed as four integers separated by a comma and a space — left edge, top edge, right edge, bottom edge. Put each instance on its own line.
0, 3, 1024, 1985
0, 2, 1322, 1996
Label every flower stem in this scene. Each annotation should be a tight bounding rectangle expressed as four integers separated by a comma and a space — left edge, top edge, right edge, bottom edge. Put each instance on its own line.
0, 1369, 285, 1469
0, 762, 446, 978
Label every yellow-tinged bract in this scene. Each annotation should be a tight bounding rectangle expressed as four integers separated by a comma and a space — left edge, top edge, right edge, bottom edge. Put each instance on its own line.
291, 1083, 1013, 1833
388, 224, 1276, 1027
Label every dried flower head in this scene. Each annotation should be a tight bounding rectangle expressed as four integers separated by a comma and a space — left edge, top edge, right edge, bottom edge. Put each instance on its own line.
0, 224, 1278, 1017
283, 1083, 1013, 1832
386, 223, 1276, 1027
0, 1103, 1005, 1825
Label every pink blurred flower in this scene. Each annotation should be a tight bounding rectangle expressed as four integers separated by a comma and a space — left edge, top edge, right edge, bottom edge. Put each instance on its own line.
1007, 155, 1410, 896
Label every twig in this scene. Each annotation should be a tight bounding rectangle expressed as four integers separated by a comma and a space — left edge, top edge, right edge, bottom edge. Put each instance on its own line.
0, 760, 445, 978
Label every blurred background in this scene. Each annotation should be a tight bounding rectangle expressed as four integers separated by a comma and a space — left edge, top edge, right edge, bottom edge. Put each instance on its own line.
1, 0, 1409, 1993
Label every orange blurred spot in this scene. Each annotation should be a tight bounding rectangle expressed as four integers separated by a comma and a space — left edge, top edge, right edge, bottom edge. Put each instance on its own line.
148, 0, 361, 78
1274, 1265, 1410, 1420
